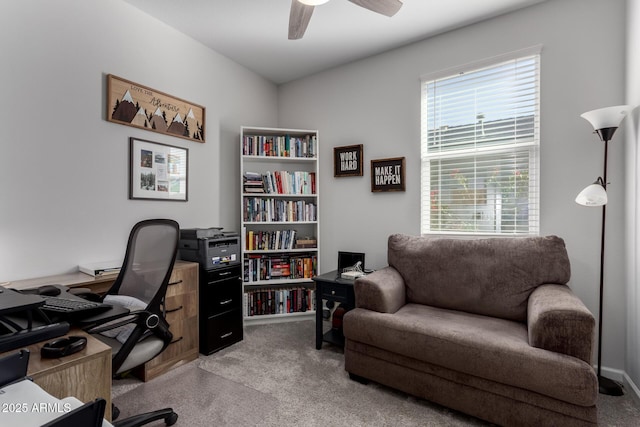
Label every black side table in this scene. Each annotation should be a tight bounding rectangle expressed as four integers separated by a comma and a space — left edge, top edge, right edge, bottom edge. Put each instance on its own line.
312, 270, 356, 350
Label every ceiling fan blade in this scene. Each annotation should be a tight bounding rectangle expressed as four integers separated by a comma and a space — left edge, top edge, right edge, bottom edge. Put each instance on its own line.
348, 0, 403, 17
289, 0, 315, 40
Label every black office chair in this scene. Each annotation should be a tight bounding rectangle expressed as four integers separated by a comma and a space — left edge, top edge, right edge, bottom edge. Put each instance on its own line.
84, 219, 180, 427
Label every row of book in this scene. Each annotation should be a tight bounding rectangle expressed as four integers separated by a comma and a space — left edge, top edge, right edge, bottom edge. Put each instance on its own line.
247, 229, 292, 251
242, 134, 317, 158
243, 254, 317, 282
244, 287, 316, 317
245, 229, 317, 251
243, 171, 316, 195
243, 198, 317, 222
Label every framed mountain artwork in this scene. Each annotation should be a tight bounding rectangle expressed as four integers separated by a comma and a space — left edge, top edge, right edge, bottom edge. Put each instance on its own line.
107, 74, 205, 143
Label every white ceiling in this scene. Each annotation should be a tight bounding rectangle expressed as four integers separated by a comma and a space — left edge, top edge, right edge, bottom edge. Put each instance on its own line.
124, 0, 546, 85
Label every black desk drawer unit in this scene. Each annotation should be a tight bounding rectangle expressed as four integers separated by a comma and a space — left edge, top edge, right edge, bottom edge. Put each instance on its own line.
199, 264, 243, 355
202, 310, 243, 353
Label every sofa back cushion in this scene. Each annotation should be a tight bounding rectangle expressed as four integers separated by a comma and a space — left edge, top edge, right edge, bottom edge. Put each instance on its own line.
387, 234, 571, 322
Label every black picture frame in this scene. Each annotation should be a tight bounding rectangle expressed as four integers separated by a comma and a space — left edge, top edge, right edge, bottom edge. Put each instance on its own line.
333, 144, 363, 177
371, 157, 406, 192
129, 137, 188, 201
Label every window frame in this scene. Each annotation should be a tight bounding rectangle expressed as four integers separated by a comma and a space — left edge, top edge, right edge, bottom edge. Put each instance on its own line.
420, 46, 541, 236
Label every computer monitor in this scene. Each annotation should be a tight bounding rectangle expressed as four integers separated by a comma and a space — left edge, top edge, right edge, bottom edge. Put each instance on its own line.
338, 251, 365, 273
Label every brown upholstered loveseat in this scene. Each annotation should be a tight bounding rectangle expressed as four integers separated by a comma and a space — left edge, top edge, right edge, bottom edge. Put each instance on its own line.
343, 234, 597, 426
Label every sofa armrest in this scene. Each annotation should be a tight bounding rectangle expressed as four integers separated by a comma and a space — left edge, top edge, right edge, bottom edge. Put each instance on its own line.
354, 266, 406, 313
527, 284, 595, 364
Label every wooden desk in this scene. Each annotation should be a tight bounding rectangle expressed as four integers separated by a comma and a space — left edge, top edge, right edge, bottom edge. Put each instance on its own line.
0, 330, 112, 421
4, 261, 200, 382
7, 270, 123, 294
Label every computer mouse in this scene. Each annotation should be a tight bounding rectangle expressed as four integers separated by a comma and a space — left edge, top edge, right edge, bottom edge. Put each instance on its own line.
38, 285, 62, 296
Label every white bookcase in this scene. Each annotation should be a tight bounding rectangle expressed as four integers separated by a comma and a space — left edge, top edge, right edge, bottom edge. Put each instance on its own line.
240, 126, 319, 324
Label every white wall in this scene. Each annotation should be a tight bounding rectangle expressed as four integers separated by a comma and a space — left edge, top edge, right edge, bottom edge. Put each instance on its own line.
278, 0, 628, 373
0, 0, 633, 381
625, 0, 640, 392
0, 0, 278, 281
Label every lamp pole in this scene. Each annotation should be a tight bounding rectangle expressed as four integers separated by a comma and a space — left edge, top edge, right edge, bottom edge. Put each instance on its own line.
596, 139, 607, 381
595, 129, 623, 396
578, 106, 631, 396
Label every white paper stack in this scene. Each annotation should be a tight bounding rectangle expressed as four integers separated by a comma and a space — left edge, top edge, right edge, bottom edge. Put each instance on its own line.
78, 260, 121, 277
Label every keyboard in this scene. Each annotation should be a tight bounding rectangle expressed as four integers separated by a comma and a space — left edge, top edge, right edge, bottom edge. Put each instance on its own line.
40, 297, 111, 316
0, 322, 70, 353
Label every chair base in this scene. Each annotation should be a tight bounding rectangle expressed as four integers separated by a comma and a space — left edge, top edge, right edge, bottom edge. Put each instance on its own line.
112, 407, 178, 427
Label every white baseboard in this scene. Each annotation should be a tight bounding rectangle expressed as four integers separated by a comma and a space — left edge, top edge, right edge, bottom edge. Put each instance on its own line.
600, 366, 625, 382
624, 373, 640, 404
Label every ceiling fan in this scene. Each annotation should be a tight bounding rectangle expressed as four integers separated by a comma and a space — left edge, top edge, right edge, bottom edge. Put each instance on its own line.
289, 0, 403, 40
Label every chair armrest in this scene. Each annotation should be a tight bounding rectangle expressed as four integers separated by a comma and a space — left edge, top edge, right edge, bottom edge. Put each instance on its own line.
527, 284, 595, 364
78, 307, 134, 331
354, 266, 406, 313
82, 310, 140, 334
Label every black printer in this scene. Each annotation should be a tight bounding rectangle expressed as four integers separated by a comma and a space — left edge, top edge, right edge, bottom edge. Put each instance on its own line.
178, 228, 240, 270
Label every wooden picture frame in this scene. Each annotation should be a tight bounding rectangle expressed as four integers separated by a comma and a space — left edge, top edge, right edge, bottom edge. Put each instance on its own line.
371, 157, 406, 192
333, 144, 363, 177
107, 74, 205, 143
129, 137, 188, 201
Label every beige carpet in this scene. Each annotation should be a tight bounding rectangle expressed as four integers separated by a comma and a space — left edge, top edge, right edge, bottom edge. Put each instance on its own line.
113, 320, 640, 426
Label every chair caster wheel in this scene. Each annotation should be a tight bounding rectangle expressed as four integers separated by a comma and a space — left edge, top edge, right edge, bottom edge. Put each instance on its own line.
166, 412, 178, 426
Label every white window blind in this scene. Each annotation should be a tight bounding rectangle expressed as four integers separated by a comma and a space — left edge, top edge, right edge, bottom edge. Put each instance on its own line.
421, 50, 540, 235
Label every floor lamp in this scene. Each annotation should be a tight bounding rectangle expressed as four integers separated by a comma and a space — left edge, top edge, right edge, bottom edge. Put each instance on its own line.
575, 104, 631, 396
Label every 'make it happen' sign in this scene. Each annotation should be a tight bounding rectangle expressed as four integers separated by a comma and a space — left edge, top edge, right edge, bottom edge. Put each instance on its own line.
371, 157, 405, 192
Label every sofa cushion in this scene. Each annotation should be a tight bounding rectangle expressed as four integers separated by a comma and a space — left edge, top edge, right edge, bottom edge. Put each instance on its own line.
387, 234, 571, 322
343, 304, 597, 406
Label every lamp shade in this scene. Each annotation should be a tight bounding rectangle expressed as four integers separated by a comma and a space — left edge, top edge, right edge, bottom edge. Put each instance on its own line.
580, 105, 632, 131
576, 179, 608, 206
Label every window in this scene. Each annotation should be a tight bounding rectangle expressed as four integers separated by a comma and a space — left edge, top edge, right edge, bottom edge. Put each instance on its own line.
420, 49, 540, 235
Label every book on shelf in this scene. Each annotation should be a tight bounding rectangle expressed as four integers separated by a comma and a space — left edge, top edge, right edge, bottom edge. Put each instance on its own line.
243, 171, 316, 195
243, 171, 266, 193
243, 253, 317, 282
294, 237, 317, 249
244, 287, 316, 317
246, 229, 299, 251
243, 198, 317, 222
242, 134, 317, 158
